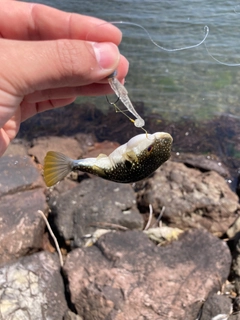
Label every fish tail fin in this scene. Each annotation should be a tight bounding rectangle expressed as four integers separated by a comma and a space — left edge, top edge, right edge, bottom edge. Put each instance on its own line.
43, 151, 73, 187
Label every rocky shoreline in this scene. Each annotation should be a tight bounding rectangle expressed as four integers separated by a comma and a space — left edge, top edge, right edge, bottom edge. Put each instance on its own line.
0, 129, 239, 320
1, 102, 240, 319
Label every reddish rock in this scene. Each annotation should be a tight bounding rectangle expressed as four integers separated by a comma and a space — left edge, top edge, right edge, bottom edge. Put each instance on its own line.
63, 229, 231, 320
0, 154, 44, 197
137, 160, 239, 236
28, 136, 83, 164
0, 154, 48, 265
83, 140, 120, 158
3, 139, 28, 157
0, 188, 48, 266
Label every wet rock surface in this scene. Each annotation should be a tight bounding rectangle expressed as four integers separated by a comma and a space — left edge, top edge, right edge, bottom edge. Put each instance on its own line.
1, 130, 240, 319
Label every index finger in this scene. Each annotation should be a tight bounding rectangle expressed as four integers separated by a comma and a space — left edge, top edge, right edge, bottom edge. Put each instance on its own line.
0, 1, 122, 43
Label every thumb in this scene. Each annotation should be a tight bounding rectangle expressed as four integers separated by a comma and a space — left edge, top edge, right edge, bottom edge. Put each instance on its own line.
0, 38, 120, 95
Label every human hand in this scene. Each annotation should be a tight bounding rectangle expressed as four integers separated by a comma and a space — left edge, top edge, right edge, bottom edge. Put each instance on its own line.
0, 1, 129, 156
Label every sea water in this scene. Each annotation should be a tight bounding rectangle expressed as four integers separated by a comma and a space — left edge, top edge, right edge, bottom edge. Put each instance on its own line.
25, 0, 240, 121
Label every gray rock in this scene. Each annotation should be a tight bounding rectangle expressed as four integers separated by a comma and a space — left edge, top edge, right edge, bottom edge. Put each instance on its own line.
137, 160, 239, 236
172, 152, 230, 177
0, 155, 44, 197
3, 139, 28, 157
0, 251, 68, 320
230, 314, 240, 320
227, 232, 240, 294
64, 310, 83, 320
63, 229, 231, 320
49, 179, 143, 247
0, 189, 48, 266
233, 296, 240, 313
200, 294, 232, 320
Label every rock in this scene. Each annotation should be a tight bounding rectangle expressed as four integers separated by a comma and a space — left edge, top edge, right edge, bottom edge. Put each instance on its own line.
0, 154, 44, 197
0, 251, 68, 320
227, 216, 240, 238
74, 132, 96, 155
0, 155, 48, 265
230, 314, 240, 320
233, 296, 240, 312
3, 139, 28, 157
199, 294, 232, 320
83, 140, 120, 158
83, 229, 112, 247
0, 189, 48, 266
172, 152, 230, 177
28, 136, 83, 164
63, 229, 231, 320
64, 310, 83, 320
227, 232, 240, 294
48, 179, 143, 247
137, 160, 239, 236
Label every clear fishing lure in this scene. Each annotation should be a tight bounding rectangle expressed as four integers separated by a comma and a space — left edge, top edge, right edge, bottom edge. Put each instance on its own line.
108, 71, 145, 128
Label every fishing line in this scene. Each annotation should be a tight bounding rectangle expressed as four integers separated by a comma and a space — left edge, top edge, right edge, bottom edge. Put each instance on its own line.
204, 43, 240, 67
89, 21, 210, 130
88, 21, 240, 67
106, 96, 148, 136
89, 19, 240, 129
87, 20, 209, 52
202, 6, 240, 67
106, 96, 136, 123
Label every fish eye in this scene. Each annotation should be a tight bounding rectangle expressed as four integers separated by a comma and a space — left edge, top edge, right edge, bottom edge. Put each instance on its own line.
147, 145, 153, 153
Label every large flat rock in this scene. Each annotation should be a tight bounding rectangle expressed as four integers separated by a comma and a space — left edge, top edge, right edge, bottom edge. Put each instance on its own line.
64, 229, 231, 320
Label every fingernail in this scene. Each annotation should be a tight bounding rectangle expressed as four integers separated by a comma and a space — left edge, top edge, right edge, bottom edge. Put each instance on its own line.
92, 42, 119, 70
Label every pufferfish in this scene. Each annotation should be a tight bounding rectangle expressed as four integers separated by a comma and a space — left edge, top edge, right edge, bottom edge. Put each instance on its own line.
43, 132, 173, 187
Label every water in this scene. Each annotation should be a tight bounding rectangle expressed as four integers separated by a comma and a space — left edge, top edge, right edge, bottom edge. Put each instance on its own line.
25, 0, 240, 120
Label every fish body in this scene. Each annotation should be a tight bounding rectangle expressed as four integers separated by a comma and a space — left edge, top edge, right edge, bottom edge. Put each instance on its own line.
43, 132, 173, 187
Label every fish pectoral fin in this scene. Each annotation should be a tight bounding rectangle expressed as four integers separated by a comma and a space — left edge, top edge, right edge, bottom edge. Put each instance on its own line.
123, 150, 138, 163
